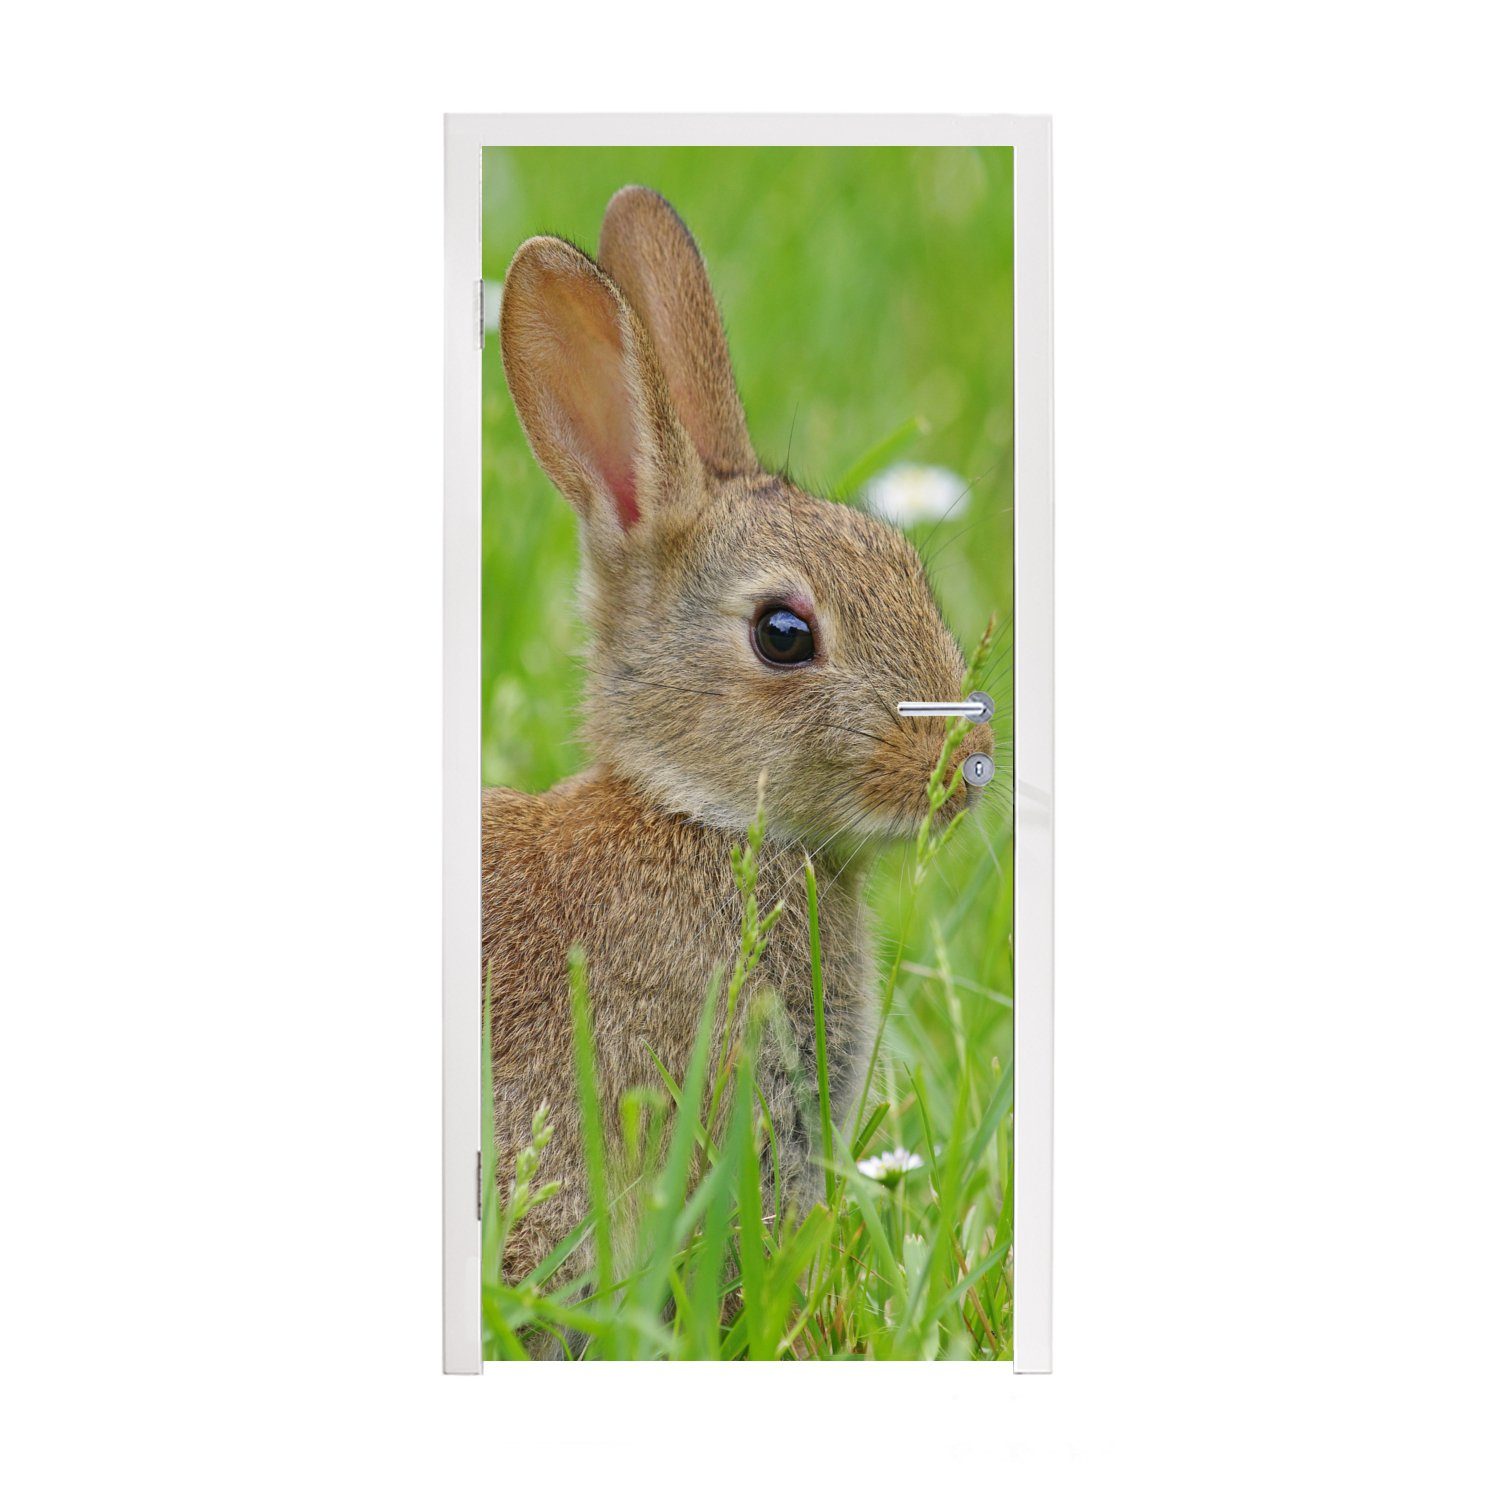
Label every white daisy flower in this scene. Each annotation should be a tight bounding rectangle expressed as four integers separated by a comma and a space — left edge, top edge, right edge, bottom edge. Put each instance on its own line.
864, 463, 968, 528
856, 1145, 926, 1184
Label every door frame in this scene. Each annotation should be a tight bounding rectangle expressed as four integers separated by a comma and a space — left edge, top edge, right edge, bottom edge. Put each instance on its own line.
443, 114, 1053, 1372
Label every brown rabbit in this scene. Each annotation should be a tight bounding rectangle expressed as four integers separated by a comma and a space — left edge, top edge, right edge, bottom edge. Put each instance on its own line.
484, 186, 993, 1284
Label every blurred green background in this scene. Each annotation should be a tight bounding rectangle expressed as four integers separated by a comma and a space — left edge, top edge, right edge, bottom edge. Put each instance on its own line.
481, 147, 1015, 1235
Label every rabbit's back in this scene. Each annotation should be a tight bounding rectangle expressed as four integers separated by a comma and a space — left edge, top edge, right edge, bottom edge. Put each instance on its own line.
482, 769, 873, 1282
483, 768, 741, 1098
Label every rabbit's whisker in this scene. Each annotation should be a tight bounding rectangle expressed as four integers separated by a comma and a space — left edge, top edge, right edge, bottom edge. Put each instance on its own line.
597, 672, 728, 700
913, 459, 1002, 571
821, 720, 908, 756
969, 812, 1011, 885
827, 823, 881, 888
921, 518, 985, 572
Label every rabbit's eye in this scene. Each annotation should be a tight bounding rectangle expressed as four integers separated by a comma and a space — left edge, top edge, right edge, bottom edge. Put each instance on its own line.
753, 606, 816, 667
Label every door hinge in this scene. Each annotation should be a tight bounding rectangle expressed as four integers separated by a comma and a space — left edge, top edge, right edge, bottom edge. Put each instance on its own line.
476, 279, 486, 351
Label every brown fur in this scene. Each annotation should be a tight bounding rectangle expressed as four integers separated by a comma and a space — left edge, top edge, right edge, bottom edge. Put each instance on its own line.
487, 186, 993, 1285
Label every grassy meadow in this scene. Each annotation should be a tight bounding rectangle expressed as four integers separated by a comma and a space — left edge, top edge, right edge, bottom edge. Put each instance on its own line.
480, 146, 1015, 1359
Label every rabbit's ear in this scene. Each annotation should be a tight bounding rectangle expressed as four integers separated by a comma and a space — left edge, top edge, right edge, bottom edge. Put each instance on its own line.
598, 186, 758, 478
500, 235, 698, 539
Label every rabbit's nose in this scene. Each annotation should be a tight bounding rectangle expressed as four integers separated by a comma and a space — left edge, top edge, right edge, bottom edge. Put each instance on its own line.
898, 692, 998, 803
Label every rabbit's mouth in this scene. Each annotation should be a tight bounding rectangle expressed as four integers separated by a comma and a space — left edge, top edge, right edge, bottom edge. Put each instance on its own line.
850, 715, 997, 838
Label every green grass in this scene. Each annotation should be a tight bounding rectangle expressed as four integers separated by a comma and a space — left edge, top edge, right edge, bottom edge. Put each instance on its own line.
480, 146, 1015, 1359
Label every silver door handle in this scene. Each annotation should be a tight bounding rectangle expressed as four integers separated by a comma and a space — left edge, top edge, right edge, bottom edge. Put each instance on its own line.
896, 691, 994, 724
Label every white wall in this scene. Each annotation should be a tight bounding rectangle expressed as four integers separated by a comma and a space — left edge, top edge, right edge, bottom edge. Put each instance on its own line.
3, 4, 1496, 1494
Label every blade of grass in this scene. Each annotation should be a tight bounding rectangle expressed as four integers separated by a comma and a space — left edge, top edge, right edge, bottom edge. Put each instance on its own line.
481, 968, 500, 1278
833, 415, 928, 498
751, 1077, 784, 1234
625, 970, 722, 1340
805, 858, 836, 1204
737, 1031, 770, 1358
689, 1128, 743, 1358
960, 1058, 1015, 1181
568, 946, 615, 1358
642, 1040, 719, 1165
852, 1100, 890, 1159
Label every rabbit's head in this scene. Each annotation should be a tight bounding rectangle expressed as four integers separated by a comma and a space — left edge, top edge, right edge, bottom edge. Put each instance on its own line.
500, 187, 994, 847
